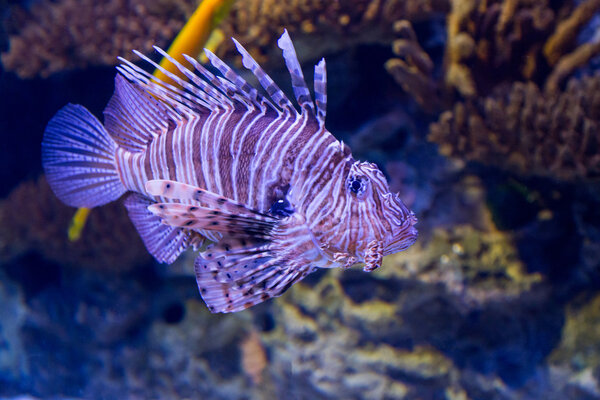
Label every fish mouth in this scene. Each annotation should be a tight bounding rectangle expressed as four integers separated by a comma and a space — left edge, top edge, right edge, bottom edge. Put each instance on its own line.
384, 213, 418, 255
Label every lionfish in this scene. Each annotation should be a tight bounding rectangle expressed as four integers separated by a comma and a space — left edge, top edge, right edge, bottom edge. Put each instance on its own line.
41, 31, 418, 313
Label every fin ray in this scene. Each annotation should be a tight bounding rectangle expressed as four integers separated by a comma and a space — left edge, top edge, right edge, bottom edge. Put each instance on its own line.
314, 59, 327, 126
42, 104, 126, 208
232, 38, 296, 114
278, 29, 315, 115
145, 179, 276, 220
104, 75, 173, 152
124, 193, 199, 263
148, 202, 275, 237
195, 248, 313, 313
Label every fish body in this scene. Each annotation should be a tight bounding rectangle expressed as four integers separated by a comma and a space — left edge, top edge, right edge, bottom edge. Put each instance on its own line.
42, 31, 417, 313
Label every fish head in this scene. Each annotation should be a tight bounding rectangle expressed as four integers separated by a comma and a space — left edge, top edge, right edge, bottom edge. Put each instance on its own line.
313, 160, 418, 271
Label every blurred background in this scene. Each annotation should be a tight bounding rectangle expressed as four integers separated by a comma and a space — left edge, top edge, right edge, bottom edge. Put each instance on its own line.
1, 0, 600, 398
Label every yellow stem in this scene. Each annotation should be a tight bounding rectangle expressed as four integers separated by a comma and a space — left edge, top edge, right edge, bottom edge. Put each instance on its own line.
153, 0, 235, 85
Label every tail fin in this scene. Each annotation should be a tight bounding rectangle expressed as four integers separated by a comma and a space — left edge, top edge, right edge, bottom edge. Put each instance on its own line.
42, 104, 126, 208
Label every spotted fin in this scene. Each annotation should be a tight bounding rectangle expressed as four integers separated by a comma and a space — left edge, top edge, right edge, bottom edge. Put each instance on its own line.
194, 230, 317, 313
148, 202, 275, 238
146, 179, 276, 240
232, 37, 296, 114
124, 193, 202, 263
194, 213, 321, 313
145, 179, 274, 220
314, 59, 327, 126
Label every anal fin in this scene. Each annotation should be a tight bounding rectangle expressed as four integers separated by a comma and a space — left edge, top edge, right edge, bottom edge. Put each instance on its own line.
124, 193, 202, 263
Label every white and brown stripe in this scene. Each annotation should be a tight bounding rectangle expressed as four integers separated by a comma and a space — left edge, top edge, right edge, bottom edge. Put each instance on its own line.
106, 30, 416, 311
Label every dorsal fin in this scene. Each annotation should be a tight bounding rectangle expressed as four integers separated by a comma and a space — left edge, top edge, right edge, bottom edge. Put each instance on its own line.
152, 47, 233, 108
277, 29, 316, 116
116, 31, 328, 125
117, 57, 210, 114
104, 75, 172, 152
232, 38, 297, 115
203, 49, 268, 110
314, 59, 327, 126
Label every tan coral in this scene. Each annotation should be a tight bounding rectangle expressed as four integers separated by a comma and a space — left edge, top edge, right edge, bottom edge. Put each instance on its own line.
543, 0, 600, 66
1, 0, 196, 78
443, 0, 556, 97
428, 74, 600, 180
240, 329, 267, 385
216, 0, 450, 65
2, 0, 452, 78
545, 40, 600, 93
385, 20, 440, 111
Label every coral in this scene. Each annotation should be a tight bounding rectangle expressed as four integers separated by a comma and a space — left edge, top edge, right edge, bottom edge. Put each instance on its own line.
384, 20, 440, 112
0, 176, 150, 272
388, 0, 600, 105
154, 0, 235, 85
254, 174, 547, 398
216, 0, 450, 65
240, 329, 267, 385
441, 0, 557, 98
380, 223, 543, 304
546, 293, 600, 398
545, 39, 600, 93
428, 74, 600, 180
549, 294, 600, 371
259, 249, 551, 398
84, 298, 257, 399
543, 0, 600, 66
1, 0, 454, 78
1, 0, 196, 78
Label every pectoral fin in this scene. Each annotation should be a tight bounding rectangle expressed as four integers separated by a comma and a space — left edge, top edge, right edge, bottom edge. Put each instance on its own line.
145, 179, 277, 240
145, 179, 325, 313
196, 214, 322, 313
194, 247, 315, 313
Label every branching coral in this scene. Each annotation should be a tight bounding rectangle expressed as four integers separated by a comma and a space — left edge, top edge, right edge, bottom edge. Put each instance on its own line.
216, 0, 450, 65
428, 74, 600, 180
543, 0, 600, 66
2, 0, 453, 78
1, 0, 196, 78
384, 20, 440, 111
443, 0, 556, 97
0, 176, 150, 272
388, 0, 600, 105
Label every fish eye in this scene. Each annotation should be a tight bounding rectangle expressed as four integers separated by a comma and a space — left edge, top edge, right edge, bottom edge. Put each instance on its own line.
347, 175, 369, 198
269, 197, 294, 217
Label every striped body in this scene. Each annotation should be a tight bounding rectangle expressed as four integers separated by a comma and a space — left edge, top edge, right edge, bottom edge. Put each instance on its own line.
115, 107, 329, 214
42, 30, 417, 313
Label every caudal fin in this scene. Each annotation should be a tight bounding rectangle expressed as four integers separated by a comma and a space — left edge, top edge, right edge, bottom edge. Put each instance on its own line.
42, 104, 126, 208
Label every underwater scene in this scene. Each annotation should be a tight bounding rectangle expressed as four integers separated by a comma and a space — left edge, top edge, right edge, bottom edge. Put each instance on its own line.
2, 0, 600, 399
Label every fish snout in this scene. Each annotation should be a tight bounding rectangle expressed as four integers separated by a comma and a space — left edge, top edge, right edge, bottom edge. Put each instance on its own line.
385, 212, 418, 255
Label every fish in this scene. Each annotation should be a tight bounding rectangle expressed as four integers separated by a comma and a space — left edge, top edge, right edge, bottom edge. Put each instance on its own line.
41, 30, 418, 313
